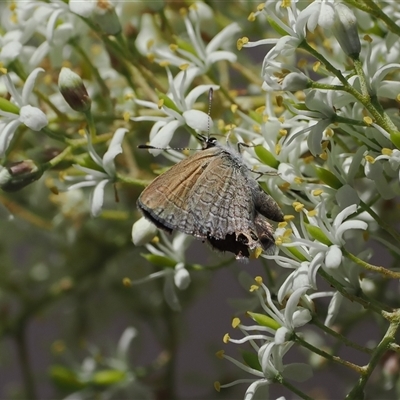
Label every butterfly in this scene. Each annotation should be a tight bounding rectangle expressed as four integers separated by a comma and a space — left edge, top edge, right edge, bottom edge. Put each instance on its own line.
137, 135, 284, 260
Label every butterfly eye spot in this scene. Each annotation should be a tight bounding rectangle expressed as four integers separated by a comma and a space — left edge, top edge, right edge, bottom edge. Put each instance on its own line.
238, 233, 249, 245
250, 230, 258, 241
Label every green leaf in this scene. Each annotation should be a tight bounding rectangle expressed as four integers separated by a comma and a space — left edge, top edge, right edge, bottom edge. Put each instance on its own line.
141, 253, 176, 267
248, 110, 263, 124
305, 223, 332, 246
49, 365, 85, 391
390, 131, 400, 150
255, 146, 279, 169
241, 350, 262, 372
285, 246, 308, 261
267, 16, 290, 37
315, 167, 342, 189
247, 311, 281, 330
92, 369, 126, 386
155, 89, 180, 113
0, 97, 19, 114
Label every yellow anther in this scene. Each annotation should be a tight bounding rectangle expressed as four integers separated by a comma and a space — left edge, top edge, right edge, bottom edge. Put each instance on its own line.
308, 209, 317, 217
363, 116, 373, 125
312, 189, 323, 196
232, 317, 241, 328
382, 148, 393, 156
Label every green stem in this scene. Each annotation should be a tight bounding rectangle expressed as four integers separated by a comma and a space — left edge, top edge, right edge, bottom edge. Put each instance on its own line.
294, 333, 364, 372
116, 174, 148, 188
317, 268, 383, 314
43, 146, 72, 169
345, 309, 400, 399
84, 109, 96, 140
312, 317, 373, 354
40, 126, 67, 143
311, 82, 346, 91
300, 41, 398, 136
163, 296, 178, 399
353, 57, 370, 97
359, 200, 400, 244
343, 249, 400, 280
15, 326, 37, 400
345, 0, 400, 37
277, 374, 313, 400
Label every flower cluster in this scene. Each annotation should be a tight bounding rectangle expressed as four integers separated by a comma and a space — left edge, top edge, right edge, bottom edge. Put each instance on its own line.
1, 0, 400, 399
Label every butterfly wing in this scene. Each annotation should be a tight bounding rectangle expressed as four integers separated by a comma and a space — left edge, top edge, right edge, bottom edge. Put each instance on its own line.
185, 151, 254, 239
137, 149, 218, 234
185, 149, 280, 258
138, 144, 281, 259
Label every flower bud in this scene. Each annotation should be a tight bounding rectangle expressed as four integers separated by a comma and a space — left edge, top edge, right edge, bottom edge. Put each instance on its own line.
58, 68, 91, 113
93, 1, 122, 36
281, 72, 311, 91
0, 160, 43, 192
332, 3, 361, 58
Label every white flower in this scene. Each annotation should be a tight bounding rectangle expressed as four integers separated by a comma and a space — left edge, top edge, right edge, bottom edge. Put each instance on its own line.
66, 128, 127, 217
225, 278, 312, 354
129, 232, 192, 311
132, 68, 218, 155
374, 148, 400, 182
285, 90, 337, 156
258, 342, 312, 383
219, 279, 313, 399
243, 1, 307, 62
301, 1, 360, 57
149, 13, 240, 74
0, 68, 48, 156
261, 59, 310, 91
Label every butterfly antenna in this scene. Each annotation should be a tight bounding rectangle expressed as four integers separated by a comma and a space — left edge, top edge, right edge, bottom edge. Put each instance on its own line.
138, 144, 200, 151
207, 88, 213, 139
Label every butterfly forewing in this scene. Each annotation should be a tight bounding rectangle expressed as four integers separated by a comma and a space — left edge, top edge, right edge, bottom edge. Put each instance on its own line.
137, 149, 220, 235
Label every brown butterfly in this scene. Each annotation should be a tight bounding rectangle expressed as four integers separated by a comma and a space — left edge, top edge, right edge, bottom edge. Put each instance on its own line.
137, 135, 284, 260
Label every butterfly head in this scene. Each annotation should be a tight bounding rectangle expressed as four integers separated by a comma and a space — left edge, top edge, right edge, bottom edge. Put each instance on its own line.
197, 134, 218, 150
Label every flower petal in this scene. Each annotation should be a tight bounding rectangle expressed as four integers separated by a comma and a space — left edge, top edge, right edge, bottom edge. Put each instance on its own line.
332, 204, 357, 230
90, 178, 109, 217
325, 245, 342, 269
335, 220, 368, 241
21, 67, 44, 104
324, 291, 343, 327
69, 0, 95, 17
244, 380, 270, 400
206, 50, 237, 65
102, 128, 127, 176
19, 105, 48, 131
3, 74, 23, 106
0, 41, 23, 64
174, 262, 190, 290
183, 110, 211, 132
163, 272, 181, 311
149, 119, 182, 155
0, 119, 20, 156
132, 217, 158, 246
184, 84, 219, 109
206, 22, 241, 54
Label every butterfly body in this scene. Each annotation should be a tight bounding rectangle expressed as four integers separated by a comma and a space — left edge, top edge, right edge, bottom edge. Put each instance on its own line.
137, 137, 284, 259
